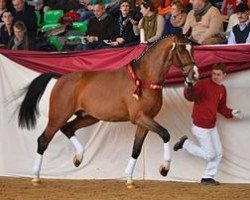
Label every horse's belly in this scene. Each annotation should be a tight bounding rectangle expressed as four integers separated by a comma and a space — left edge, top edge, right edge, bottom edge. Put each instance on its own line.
84, 102, 130, 122
78, 90, 130, 121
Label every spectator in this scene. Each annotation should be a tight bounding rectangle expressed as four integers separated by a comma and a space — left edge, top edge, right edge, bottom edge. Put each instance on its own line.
76, 0, 119, 50
78, 0, 124, 22
107, 0, 139, 47
0, 10, 13, 47
163, 0, 187, 36
7, 20, 32, 50
228, 3, 250, 44
11, 0, 37, 40
226, 0, 249, 33
183, 0, 224, 44
138, 0, 164, 43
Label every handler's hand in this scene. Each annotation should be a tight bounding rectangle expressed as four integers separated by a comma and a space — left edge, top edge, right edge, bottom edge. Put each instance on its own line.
232, 110, 243, 120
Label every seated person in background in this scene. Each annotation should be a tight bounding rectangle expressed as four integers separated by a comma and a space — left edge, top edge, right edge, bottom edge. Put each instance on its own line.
183, 0, 224, 44
107, 0, 139, 47
7, 20, 32, 50
78, 0, 130, 22
226, 0, 249, 33
0, 10, 13, 47
228, 3, 250, 44
11, 0, 37, 40
76, 0, 119, 50
163, 0, 187, 36
138, 0, 164, 43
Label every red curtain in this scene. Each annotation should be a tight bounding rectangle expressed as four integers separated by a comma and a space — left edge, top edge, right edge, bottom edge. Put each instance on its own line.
1, 44, 250, 84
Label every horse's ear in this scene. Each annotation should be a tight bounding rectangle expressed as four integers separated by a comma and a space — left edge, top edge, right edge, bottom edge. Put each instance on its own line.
183, 27, 192, 38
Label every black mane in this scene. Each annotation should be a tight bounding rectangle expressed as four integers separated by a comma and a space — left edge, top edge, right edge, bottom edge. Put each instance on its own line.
132, 34, 192, 65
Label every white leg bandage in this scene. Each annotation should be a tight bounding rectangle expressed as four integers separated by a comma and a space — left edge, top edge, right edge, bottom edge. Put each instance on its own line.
33, 154, 43, 178
125, 157, 137, 178
70, 136, 84, 154
164, 142, 171, 161
163, 142, 171, 169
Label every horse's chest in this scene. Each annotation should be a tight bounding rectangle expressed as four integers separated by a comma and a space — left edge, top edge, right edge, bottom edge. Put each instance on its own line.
135, 92, 163, 115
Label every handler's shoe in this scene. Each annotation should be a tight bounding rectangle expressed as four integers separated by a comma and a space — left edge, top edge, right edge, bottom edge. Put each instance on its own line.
173, 135, 188, 151
201, 178, 220, 185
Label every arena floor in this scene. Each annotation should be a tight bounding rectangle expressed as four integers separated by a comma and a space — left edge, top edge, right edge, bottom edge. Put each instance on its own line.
0, 177, 250, 200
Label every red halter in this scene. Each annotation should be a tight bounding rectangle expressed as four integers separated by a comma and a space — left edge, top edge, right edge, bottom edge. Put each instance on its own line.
127, 63, 165, 100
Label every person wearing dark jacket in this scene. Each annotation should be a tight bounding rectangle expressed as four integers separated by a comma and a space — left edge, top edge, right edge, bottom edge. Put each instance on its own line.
0, 10, 13, 48
228, 3, 250, 44
77, 0, 119, 50
7, 20, 33, 50
163, 0, 187, 36
107, 0, 139, 47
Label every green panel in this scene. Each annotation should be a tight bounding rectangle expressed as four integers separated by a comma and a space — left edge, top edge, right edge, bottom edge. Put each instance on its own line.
44, 9, 64, 25
48, 36, 62, 51
41, 23, 62, 32
71, 22, 87, 33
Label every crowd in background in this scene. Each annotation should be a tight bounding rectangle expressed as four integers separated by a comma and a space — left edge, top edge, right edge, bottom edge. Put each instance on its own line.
0, 0, 249, 51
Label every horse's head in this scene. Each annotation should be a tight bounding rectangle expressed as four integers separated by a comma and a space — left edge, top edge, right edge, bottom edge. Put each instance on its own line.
171, 39, 199, 84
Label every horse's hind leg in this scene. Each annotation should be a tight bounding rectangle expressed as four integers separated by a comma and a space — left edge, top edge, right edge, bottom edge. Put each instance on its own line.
61, 114, 99, 167
32, 119, 73, 185
136, 114, 171, 177
125, 125, 148, 188
32, 104, 75, 185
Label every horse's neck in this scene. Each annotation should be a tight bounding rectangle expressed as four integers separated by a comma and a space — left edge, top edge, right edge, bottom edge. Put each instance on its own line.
137, 38, 175, 83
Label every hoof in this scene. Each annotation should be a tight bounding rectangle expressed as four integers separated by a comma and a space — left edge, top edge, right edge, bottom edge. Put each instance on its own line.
159, 164, 169, 177
73, 154, 83, 167
126, 182, 136, 189
31, 178, 41, 186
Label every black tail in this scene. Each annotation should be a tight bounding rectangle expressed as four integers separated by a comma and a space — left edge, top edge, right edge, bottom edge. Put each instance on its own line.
18, 73, 61, 130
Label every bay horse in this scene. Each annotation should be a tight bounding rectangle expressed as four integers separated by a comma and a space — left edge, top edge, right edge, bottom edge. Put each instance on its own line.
18, 35, 199, 188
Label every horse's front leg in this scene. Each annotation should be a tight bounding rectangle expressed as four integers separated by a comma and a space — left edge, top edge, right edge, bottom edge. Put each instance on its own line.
137, 114, 171, 177
125, 125, 148, 189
